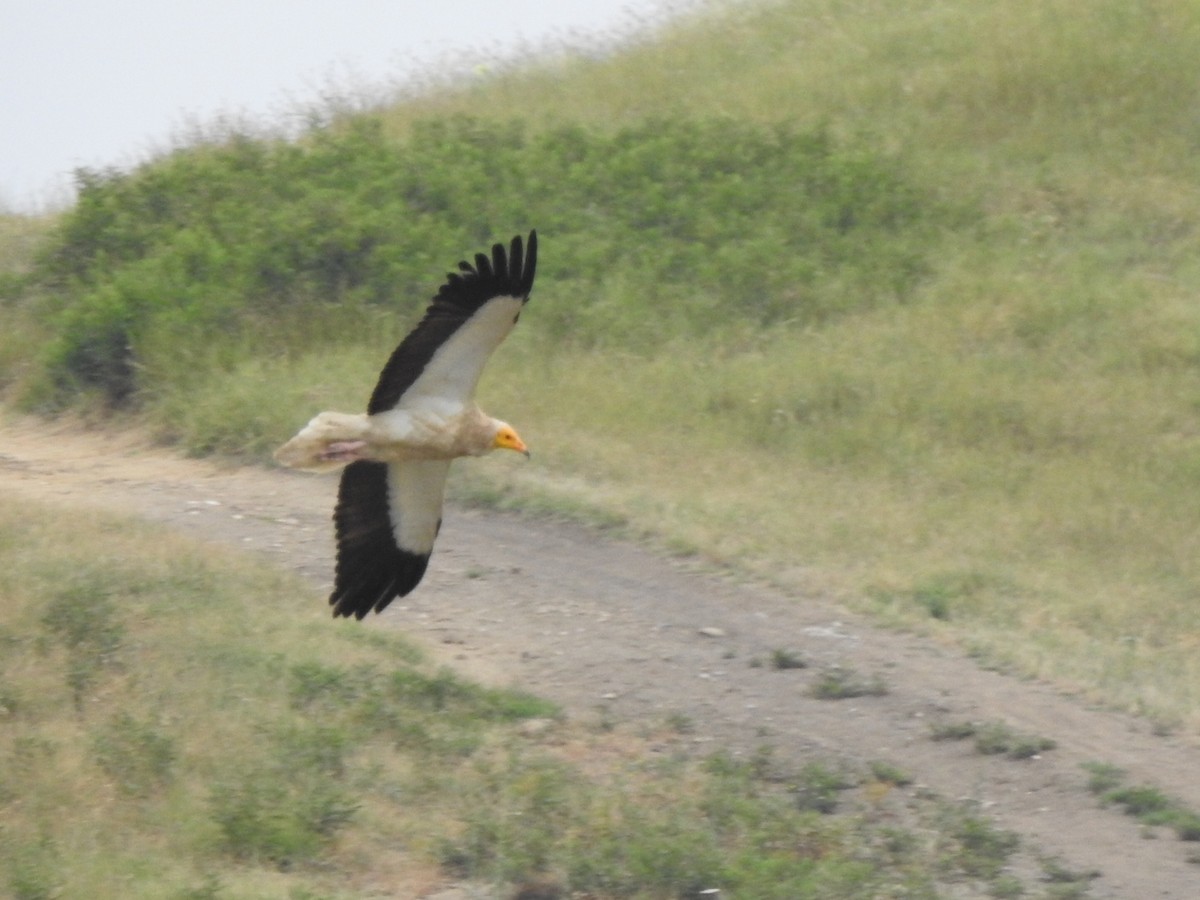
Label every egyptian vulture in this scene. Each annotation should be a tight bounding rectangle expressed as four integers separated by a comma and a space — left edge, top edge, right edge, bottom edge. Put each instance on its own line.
275, 232, 538, 619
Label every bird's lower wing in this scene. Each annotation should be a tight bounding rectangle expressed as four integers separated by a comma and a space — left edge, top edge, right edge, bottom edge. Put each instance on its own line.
330, 458, 451, 619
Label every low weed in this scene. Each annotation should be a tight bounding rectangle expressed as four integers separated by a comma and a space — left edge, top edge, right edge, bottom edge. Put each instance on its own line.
1040, 856, 1102, 892
1082, 761, 1200, 841
973, 722, 1057, 760
768, 647, 807, 670
810, 667, 888, 700
930, 721, 980, 742
872, 570, 1007, 623
1081, 761, 1126, 795
869, 761, 914, 787
663, 711, 696, 734
932, 720, 1056, 759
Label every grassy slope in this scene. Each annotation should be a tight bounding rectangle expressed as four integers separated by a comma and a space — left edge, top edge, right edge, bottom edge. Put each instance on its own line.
393, 0, 1200, 723
0, 496, 1045, 898
2, 0, 1200, 731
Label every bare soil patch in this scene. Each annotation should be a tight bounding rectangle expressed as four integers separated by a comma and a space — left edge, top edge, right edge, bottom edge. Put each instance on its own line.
2, 415, 1197, 898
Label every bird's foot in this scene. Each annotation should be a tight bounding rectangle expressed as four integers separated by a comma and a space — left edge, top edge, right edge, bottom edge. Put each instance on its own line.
319, 440, 367, 463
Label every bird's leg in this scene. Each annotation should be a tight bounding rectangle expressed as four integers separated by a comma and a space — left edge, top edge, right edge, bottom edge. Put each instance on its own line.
320, 440, 368, 463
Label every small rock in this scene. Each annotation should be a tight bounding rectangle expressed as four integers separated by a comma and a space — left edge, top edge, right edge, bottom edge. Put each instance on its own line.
698, 626, 726, 638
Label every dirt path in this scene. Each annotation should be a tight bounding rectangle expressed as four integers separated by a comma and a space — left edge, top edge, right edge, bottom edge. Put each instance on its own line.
2, 416, 1198, 898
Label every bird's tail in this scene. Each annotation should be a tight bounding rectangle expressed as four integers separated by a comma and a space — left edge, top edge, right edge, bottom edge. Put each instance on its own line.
274, 411, 370, 472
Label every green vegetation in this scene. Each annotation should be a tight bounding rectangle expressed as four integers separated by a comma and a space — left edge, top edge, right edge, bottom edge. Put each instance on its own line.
768, 647, 808, 670
1082, 763, 1200, 842
810, 666, 888, 700
0, 0, 1198, 735
931, 720, 1057, 760
1035, 858, 1101, 899
0, 496, 1070, 897
970, 723, 1056, 761
930, 721, 982, 743
868, 761, 913, 789
8, 114, 937, 414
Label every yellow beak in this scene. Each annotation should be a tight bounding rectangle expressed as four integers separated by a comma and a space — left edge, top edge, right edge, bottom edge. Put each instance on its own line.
494, 428, 530, 458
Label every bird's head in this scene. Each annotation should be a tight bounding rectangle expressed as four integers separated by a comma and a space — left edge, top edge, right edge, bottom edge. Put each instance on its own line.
491, 422, 530, 458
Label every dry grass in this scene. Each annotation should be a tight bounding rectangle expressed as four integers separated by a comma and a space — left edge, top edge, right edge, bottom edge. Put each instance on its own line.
242, 258, 1200, 725
0, 496, 460, 896
459, 275, 1200, 724
4, 0, 1200, 732
0, 495, 1054, 898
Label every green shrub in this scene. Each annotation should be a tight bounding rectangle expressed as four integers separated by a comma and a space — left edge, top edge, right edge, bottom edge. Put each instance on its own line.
17, 116, 947, 408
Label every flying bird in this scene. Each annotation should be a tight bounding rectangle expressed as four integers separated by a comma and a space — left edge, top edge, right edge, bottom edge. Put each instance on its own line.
275, 232, 538, 619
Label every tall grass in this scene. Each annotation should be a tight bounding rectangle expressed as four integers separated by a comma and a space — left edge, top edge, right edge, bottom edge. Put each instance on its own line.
2, 0, 1200, 725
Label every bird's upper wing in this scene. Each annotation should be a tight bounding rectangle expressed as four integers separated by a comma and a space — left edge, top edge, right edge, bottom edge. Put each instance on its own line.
330, 458, 452, 619
367, 231, 538, 415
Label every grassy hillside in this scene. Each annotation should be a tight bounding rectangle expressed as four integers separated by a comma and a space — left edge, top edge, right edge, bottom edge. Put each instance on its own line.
2, 0, 1200, 727
1, 495, 1055, 898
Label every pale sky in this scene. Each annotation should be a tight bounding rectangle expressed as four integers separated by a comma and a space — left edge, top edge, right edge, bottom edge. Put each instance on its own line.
1, 0, 683, 212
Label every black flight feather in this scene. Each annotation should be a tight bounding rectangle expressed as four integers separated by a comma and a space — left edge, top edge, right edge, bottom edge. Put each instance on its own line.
366, 231, 537, 414
330, 461, 432, 619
